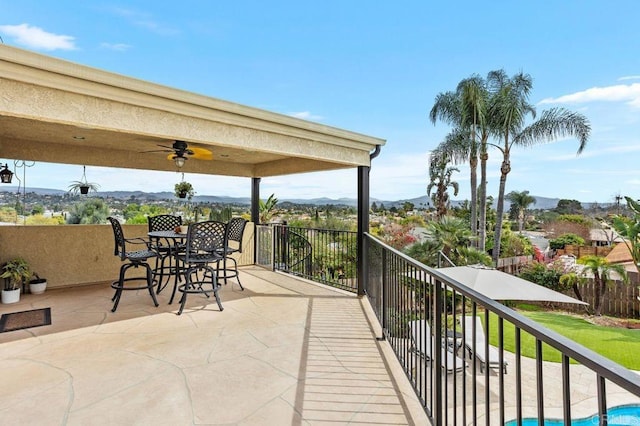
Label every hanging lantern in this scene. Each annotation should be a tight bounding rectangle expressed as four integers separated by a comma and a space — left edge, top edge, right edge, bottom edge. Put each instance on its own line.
0, 164, 13, 184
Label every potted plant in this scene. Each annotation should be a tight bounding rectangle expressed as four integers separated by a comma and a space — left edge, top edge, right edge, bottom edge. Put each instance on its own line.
174, 181, 194, 200
0, 257, 31, 303
68, 165, 100, 195
29, 273, 47, 294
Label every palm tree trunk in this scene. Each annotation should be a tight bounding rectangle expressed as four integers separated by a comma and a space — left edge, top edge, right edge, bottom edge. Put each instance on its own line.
594, 273, 603, 316
599, 280, 607, 316
518, 210, 524, 232
469, 156, 478, 246
478, 147, 488, 252
572, 284, 583, 301
492, 154, 510, 265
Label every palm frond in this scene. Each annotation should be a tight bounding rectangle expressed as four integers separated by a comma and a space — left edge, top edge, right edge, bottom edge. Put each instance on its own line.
436, 129, 472, 165
429, 91, 460, 126
514, 107, 591, 153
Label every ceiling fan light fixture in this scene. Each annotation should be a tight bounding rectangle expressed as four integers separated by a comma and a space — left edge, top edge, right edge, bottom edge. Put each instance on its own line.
173, 155, 186, 168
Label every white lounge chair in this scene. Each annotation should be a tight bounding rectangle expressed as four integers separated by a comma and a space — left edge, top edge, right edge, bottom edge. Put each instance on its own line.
461, 316, 508, 374
408, 320, 465, 373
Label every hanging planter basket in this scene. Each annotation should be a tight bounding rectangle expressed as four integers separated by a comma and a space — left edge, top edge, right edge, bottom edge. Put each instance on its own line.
174, 180, 194, 200
68, 166, 100, 195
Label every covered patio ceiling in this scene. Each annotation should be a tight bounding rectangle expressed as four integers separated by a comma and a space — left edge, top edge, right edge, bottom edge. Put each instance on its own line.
0, 45, 385, 178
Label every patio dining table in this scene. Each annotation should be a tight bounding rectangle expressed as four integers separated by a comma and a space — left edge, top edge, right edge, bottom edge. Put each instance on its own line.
148, 230, 186, 296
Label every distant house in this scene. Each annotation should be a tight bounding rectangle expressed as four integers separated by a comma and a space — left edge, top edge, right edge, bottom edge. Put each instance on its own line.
589, 227, 624, 247
604, 241, 638, 276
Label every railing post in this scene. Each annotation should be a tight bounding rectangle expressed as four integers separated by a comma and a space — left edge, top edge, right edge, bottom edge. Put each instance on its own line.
433, 277, 443, 426
271, 225, 277, 272
281, 221, 289, 271
380, 247, 387, 338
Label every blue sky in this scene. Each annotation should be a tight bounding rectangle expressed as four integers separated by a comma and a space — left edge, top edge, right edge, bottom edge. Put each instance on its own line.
2, 1, 640, 203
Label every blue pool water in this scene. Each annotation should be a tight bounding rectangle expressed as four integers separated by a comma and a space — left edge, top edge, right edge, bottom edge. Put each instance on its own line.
504, 404, 640, 426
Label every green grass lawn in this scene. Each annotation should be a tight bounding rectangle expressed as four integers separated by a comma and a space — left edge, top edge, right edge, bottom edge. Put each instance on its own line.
485, 310, 640, 370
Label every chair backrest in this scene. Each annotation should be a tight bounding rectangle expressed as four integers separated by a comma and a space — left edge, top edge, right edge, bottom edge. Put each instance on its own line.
408, 320, 433, 358
107, 216, 126, 260
185, 221, 226, 263
463, 316, 486, 347
148, 214, 182, 232
226, 217, 247, 252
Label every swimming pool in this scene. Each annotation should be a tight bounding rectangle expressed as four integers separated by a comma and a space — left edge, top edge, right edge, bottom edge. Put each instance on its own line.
504, 404, 640, 425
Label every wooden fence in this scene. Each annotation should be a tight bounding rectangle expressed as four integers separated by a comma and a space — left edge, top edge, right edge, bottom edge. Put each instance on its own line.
493, 254, 640, 319
497, 255, 533, 275
558, 276, 640, 319
556, 244, 613, 258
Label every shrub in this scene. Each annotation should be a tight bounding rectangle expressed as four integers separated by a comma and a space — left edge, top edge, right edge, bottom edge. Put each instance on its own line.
549, 233, 585, 250
518, 261, 572, 293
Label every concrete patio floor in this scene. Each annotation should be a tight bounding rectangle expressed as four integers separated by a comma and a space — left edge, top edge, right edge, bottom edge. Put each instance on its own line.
0, 266, 428, 425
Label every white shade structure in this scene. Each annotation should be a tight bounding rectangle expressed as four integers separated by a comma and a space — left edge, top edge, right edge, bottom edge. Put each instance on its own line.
435, 264, 588, 305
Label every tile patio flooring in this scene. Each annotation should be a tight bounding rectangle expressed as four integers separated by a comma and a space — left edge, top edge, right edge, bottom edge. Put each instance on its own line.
0, 266, 428, 425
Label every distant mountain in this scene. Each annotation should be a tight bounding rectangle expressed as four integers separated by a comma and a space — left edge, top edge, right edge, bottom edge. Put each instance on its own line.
0, 186, 67, 195
369, 194, 614, 211
0, 187, 616, 210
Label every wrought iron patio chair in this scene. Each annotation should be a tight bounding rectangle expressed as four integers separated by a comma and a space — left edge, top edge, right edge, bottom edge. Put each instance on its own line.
148, 214, 182, 293
217, 217, 247, 290
107, 216, 159, 312
171, 221, 225, 315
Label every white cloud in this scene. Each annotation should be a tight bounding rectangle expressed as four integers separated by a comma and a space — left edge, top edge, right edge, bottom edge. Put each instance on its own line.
288, 111, 324, 121
369, 151, 431, 199
100, 42, 132, 51
539, 83, 640, 108
0, 24, 76, 51
547, 143, 640, 161
618, 76, 640, 81
110, 8, 178, 36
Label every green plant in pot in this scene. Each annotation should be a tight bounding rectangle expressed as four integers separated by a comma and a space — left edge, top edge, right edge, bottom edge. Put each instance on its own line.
68, 165, 100, 195
174, 181, 194, 200
1, 257, 31, 303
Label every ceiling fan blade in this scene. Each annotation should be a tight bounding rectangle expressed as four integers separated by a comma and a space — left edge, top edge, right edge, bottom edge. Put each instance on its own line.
190, 147, 214, 160
166, 153, 184, 161
140, 148, 172, 153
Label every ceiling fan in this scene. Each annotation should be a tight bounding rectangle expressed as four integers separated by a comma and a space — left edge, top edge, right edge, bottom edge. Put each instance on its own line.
146, 140, 213, 168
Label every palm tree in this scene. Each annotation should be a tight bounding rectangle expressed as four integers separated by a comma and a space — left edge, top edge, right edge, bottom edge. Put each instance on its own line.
577, 255, 628, 316
426, 151, 459, 219
430, 76, 487, 245
612, 196, 640, 274
487, 69, 590, 265
259, 193, 279, 224
559, 272, 586, 302
506, 190, 536, 232
421, 216, 490, 266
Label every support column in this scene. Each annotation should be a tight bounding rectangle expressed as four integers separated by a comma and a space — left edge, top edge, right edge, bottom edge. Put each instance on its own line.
251, 177, 260, 266
357, 165, 370, 297
357, 145, 380, 297
251, 177, 260, 225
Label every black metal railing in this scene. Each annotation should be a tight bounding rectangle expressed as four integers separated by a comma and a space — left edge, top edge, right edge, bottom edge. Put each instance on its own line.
364, 233, 640, 425
258, 224, 358, 293
254, 225, 640, 424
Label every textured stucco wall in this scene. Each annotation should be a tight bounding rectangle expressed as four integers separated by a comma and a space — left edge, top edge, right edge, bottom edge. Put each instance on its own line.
0, 223, 255, 289
0, 45, 385, 178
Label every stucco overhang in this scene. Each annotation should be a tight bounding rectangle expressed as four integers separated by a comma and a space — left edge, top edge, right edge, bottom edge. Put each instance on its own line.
0, 45, 385, 178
